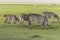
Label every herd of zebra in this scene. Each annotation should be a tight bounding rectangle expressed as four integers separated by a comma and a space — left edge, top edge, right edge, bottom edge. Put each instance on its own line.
3, 11, 59, 29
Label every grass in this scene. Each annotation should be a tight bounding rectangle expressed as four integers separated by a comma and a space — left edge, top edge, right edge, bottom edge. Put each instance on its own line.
0, 4, 60, 40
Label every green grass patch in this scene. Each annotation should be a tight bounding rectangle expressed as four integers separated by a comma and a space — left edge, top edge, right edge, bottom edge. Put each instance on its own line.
0, 4, 60, 40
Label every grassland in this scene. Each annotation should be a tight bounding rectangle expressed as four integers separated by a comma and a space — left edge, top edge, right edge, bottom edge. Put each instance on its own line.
0, 4, 60, 40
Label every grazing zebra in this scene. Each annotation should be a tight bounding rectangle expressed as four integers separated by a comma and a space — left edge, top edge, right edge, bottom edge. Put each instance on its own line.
41, 11, 59, 23
3, 14, 20, 27
19, 13, 48, 29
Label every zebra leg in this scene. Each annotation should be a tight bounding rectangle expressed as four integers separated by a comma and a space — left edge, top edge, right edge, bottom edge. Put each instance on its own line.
27, 20, 32, 29
11, 18, 14, 25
